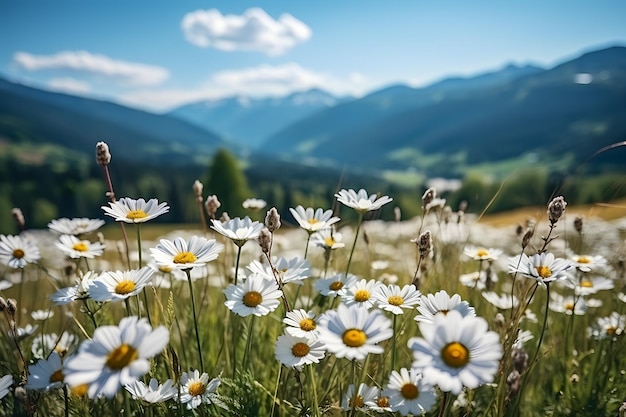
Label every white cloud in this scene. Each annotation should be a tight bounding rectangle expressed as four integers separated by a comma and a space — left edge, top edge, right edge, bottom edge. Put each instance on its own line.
212, 63, 325, 92
13, 51, 169, 86
181, 7, 311, 55
47, 77, 92, 94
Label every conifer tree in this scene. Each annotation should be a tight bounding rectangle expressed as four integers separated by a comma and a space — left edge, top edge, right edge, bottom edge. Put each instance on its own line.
205, 148, 251, 218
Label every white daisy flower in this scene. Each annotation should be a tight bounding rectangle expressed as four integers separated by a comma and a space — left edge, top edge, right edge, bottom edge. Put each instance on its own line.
0, 234, 40, 269
415, 290, 476, 324
283, 309, 320, 340
147, 262, 186, 285
482, 291, 519, 310
341, 383, 377, 412
463, 246, 502, 261
513, 329, 534, 349
364, 390, 392, 413
242, 198, 267, 211
31, 310, 54, 321
275, 333, 326, 368
51, 271, 98, 305
373, 284, 421, 315
570, 254, 608, 272
508, 252, 572, 286
310, 227, 345, 250
32, 332, 77, 358
619, 293, 626, 304
459, 271, 485, 289
409, 310, 502, 395
0, 374, 13, 400
247, 257, 311, 285
561, 276, 614, 296
150, 236, 223, 270
335, 188, 393, 213
178, 369, 220, 410
48, 217, 105, 236
27, 351, 65, 391
549, 293, 587, 315
211, 216, 264, 247
223, 273, 283, 317
342, 279, 383, 309
383, 368, 437, 416
317, 303, 392, 361
591, 312, 626, 339
101, 197, 169, 223
314, 273, 358, 298
55, 234, 105, 259
89, 267, 155, 302
63, 316, 169, 399
125, 378, 177, 404
9, 324, 38, 341
289, 206, 340, 233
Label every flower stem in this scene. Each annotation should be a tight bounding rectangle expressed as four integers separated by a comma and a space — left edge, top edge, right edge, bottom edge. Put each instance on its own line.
243, 315, 255, 372
530, 283, 550, 368
185, 269, 204, 371
234, 245, 243, 286
307, 364, 320, 417
345, 213, 363, 276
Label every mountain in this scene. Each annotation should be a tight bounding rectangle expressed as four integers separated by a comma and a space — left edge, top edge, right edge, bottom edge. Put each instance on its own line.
0, 78, 227, 165
167, 88, 343, 149
261, 46, 626, 175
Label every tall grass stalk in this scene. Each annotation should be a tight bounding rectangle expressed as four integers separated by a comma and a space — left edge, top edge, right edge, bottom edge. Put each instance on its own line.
184, 268, 204, 371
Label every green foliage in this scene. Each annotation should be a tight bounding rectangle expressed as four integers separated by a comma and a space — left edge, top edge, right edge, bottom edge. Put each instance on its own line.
205, 148, 252, 218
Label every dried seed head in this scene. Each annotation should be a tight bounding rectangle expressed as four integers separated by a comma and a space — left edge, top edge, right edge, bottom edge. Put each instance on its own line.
95, 141, 111, 167
7, 298, 17, 316
507, 370, 521, 396
574, 216, 583, 233
522, 228, 534, 249
193, 180, 204, 202
265, 207, 281, 232
11, 208, 25, 230
515, 224, 524, 237
494, 312, 506, 329
63, 261, 77, 278
258, 228, 272, 254
512, 347, 528, 373
547, 196, 567, 225
0, 296, 7, 312
416, 230, 432, 258
421, 188, 436, 210
219, 212, 230, 222
205, 195, 221, 219
15, 386, 27, 403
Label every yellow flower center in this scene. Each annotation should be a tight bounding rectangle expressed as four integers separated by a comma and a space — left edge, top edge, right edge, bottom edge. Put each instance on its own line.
49, 369, 65, 383
350, 395, 364, 408
173, 251, 197, 264
580, 280, 594, 288
12, 249, 25, 259
377, 396, 390, 408
342, 329, 367, 347
535, 265, 552, 279
606, 327, 617, 336
114, 280, 136, 295
307, 218, 319, 225
400, 383, 419, 400
126, 210, 148, 220
564, 302, 575, 311
299, 318, 316, 331
329, 281, 343, 291
441, 342, 469, 368
387, 295, 404, 306
291, 342, 311, 357
354, 289, 370, 302
188, 381, 207, 397
324, 237, 336, 247
105, 344, 138, 370
576, 256, 591, 264
243, 291, 263, 307
71, 384, 88, 396
476, 249, 489, 257
72, 242, 89, 252
159, 265, 172, 273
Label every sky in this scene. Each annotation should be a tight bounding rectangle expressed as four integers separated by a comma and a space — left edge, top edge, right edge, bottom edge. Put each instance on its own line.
2, 1, 626, 113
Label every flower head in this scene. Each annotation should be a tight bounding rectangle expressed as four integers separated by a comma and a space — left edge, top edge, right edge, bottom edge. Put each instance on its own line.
415, 290, 476, 323
242, 198, 267, 211
223, 273, 283, 317
63, 316, 169, 398
463, 246, 502, 261
102, 197, 169, 223
55, 235, 105, 259
341, 383, 377, 412
590, 312, 626, 339
150, 236, 223, 270
335, 189, 393, 213
509, 253, 572, 286
314, 273, 358, 298
125, 378, 177, 404
310, 227, 345, 250
373, 284, 421, 315
0, 234, 40, 269
179, 370, 220, 410
90, 268, 155, 302
341, 279, 383, 309
48, 218, 105, 236
51, 271, 98, 305
275, 332, 326, 368
283, 309, 320, 340
247, 257, 310, 285
0, 374, 13, 400
289, 206, 340, 233
211, 216, 264, 247
569, 254, 608, 273
27, 351, 65, 391
383, 368, 437, 415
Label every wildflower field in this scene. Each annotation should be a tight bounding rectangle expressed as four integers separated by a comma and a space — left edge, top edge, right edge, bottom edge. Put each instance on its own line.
1, 142, 625, 417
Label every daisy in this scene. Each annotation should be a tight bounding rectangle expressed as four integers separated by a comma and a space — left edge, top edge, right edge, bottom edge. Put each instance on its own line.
415, 290, 476, 323
341, 383, 377, 412
242, 198, 267, 211
32, 332, 77, 358
31, 309, 54, 321
51, 271, 98, 305
482, 291, 519, 310
55, 234, 105, 259
9, 324, 38, 341
101, 197, 169, 223
549, 293, 587, 315
274, 333, 326, 368
459, 271, 486, 289
63, 316, 169, 399
342, 279, 383, 309
89, 267, 155, 302
247, 257, 311, 285
178, 369, 220, 410
317, 303, 392, 361
383, 368, 437, 416
310, 227, 345, 250
373, 284, 421, 315
0, 234, 40, 268
211, 216, 264, 247
570, 254, 608, 273
590, 312, 626, 339
335, 188, 393, 213
150, 236, 223, 270
125, 378, 177, 404
27, 351, 65, 391
408, 310, 502, 395
223, 273, 283, 317
0, 374, 12, 400
314, 273, 358, 298
283, 309, 320, 340
463, 246, 502, 261
48, 217, 105, 236
561, 276, 614, 296
365, 390, 393, 413
289, 206, 340, 233
508, 252, 572, 286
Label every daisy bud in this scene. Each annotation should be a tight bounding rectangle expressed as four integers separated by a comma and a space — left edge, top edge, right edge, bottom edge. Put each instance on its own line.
258, 228, 272, 254
6, 298, 17, 316
422, 187, 436, 210
512, 347, 528, 373
205, 195, 221, 219
95, 141, 111, 167
515, 224, 524, 237
507, 370, 521, 396
219, 212, 230, 223
265, 207, 281, 232
521, 228, 533, 249
416, 230, 432, 259
394, 206, 401, 222
494, 312, 505, 329
547, 196, 567, 225
11, 208, 25, 230
193, 180, 204, 202
574, 216, 583, 233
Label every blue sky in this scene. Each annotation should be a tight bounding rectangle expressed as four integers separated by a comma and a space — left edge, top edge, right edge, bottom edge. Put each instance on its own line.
2, 1, 626, 112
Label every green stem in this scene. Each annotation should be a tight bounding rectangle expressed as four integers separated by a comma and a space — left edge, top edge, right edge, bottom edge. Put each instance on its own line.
304, 233, 312, 260
345, 214, 363, 277
307, 364, 320, 417
234, 245, 243, 286
530, 283, 550, 368
186, 269, 204, 371
391, 314, 398, 372
271, 363, 282, 416
243, 315, 255, 372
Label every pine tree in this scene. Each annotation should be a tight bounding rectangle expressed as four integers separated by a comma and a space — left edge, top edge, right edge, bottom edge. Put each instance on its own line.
205, 148, 251, 218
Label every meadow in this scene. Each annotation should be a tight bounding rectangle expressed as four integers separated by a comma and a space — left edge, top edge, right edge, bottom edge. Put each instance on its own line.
0, 142, 625, 417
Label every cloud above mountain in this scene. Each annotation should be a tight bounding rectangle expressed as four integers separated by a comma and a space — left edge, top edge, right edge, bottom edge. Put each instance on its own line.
13, 51, 170, 86
181, 7, 312, 55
